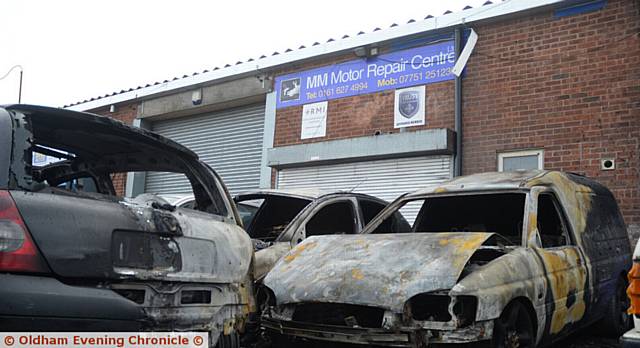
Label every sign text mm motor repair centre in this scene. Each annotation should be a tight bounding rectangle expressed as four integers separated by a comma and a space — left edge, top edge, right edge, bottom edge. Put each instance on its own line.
275, 40, 456, 109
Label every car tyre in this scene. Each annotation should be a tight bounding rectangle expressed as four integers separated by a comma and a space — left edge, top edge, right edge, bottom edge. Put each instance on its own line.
493, 301, 535, 348
216, 333, 240, 348
599, 276, 632, 337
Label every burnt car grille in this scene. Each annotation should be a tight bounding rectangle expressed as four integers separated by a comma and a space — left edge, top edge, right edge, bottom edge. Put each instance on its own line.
292, 303, 385, 328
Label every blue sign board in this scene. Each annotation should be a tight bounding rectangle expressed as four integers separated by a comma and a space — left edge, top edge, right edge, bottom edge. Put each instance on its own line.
275, 40, 456, 109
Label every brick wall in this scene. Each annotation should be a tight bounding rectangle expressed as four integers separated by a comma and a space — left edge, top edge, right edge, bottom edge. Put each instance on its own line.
462, 0, 640, 236
274, 81, 454, 146
90, 103, 138, 196
273, 0, 640, 234
90, 103, 138, 125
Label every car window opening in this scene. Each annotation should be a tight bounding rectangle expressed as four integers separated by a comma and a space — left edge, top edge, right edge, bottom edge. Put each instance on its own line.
373, 193, 526, 245
18, 119, 226, 216
236, 199, 263, 227
370, 210, 412, 234
306, 201, 356, 237
358, 199, 387, 225
243, 196, 311, 241
414, 193, 526, 244
537, 193, 571, 248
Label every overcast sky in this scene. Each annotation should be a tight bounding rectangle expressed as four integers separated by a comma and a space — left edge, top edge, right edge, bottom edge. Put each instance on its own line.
1, 0, 488, 107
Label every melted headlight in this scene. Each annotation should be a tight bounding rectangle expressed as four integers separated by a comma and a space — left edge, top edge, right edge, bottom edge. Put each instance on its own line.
406, 293, 452, 322
405, 293, 477, 327
451, 296, 478, 327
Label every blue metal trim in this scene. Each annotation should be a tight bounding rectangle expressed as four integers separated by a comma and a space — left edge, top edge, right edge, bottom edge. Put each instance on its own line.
390, 32, 454, 52
554, 0, 607, 18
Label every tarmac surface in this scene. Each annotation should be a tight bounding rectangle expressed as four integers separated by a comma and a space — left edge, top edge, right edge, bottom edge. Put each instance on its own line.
555, 330, 620, 347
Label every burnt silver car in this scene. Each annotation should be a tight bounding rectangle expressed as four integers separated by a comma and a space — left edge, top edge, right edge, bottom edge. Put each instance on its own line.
261, 171, 632, 347
0, 105, 253, 347
233, 189, 406, 280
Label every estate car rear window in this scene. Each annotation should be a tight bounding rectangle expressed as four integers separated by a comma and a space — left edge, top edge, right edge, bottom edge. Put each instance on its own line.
20, 145, 227, 217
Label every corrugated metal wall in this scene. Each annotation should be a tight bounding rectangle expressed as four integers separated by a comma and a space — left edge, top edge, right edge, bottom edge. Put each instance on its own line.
277, 155, 452, 222
145, 104, 265, 195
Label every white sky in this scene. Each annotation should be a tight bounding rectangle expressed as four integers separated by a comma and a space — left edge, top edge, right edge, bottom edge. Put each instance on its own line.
0, 0, 488, 107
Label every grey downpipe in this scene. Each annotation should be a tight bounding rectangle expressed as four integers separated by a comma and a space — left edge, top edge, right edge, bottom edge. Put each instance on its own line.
454, 27, 463, 177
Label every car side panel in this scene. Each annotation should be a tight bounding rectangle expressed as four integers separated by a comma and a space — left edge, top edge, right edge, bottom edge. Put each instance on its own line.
11, 191, 253, 283
0, 273, 146, 329
579, 192, 632, 324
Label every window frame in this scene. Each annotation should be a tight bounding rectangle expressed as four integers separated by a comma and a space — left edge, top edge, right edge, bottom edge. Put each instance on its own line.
301, 198, 359, 240
362, 190, 529, 246
498, 149, 544, 172
356, 197, 388, 227
527, 187, 577, 249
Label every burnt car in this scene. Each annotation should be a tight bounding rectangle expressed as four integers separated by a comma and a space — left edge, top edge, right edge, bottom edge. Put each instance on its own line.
159, 194, 198, 210
159, 194, 261, 228
0, 105, 253, 347
261, 171, 632, 347
154, 189, 401, 280
233, 189, 406, 280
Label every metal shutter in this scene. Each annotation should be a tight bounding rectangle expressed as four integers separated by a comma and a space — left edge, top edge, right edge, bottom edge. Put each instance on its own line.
277, 155, 452, 222
145, 104, 265, 195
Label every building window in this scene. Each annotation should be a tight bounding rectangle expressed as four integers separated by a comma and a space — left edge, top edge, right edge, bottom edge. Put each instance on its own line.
498, 149, 544, 172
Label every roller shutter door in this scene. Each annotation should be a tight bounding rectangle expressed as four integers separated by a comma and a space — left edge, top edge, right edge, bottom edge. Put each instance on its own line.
145, 104, 264, 195
276, 155, 452, 222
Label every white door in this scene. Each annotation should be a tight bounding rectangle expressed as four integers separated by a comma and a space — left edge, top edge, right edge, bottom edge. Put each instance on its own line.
145, 104, 265, 195
277, 155, 453, 222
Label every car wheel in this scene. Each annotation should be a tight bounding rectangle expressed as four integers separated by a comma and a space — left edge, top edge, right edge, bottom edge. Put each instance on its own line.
216, 332, 240, 348
493, 301, 535, 348
599, 276, 632, 337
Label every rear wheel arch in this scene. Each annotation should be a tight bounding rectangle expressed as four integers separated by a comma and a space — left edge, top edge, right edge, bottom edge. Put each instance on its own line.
597, 273, 632, 337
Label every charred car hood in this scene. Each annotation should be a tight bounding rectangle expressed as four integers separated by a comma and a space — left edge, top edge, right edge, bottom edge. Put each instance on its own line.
264, 232, 495, 312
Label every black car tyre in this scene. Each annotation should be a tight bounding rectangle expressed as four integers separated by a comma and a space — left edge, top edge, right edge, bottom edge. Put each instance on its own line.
599, 276, 632, 337
493, 301, 535, 348
216, 332, 240, 348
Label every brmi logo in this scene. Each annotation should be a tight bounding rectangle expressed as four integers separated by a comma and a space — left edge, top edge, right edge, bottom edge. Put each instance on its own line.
394, 85, 425, 129
398, 90, 420, 118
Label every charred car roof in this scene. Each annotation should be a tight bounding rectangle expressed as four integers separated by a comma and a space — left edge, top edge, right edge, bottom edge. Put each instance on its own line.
235, 188, 387, 202
3, 104, 197, 160
406, 170, 612, 197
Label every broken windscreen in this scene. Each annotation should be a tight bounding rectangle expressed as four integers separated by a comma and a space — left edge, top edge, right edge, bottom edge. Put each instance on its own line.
238, 195, 312, 241
368, 192, 526, 245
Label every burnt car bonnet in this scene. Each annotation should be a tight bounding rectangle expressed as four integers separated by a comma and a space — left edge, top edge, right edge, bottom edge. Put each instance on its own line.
264, 232, 495, 311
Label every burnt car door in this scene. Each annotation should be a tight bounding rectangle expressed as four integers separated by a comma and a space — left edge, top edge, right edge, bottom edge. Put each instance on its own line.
527, 187, 590, 339
285, 197, 361, 245
253, 196, 361, 280
250, 193, 388, 279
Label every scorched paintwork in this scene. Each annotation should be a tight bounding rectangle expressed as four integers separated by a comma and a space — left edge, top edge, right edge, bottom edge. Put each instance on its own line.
262, 171, 632, 347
